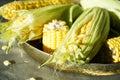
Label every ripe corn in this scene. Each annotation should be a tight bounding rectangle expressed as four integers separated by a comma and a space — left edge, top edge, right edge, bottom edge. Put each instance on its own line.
0, 0, 71, 20
107, 36, 120, 63
41, 7, 110, 66
0, 4, 76, 53
42, 19, 69, 53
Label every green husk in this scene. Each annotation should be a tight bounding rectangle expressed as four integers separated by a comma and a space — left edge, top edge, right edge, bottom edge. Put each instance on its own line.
41, 7, 110, 67
80, 0, 120, 35
80, 0, 120, 10
0, 4, 82, 53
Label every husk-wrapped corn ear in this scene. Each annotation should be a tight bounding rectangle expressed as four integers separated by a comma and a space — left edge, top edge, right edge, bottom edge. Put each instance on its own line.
41, 7, 110, 67
0, 4, 82, 53
42, 19, 69, 53
0, 0, 72, 20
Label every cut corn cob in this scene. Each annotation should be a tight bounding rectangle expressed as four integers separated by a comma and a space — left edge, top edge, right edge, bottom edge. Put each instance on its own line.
42, 19, 69, 53
0, 0, 72, 20
106, 36, 120, 63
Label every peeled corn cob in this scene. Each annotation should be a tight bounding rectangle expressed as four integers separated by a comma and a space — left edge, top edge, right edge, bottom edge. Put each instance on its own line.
107, 36, 120, 63
0, 0, 72, 20
42, 19, 69, 53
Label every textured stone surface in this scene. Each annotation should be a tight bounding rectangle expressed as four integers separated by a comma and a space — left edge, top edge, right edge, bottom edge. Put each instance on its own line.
0, 41, 120, 80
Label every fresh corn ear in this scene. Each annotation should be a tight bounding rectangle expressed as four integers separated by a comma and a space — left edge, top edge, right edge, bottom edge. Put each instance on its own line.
42, 19, 69, 53
0, 4, 82, 53
0, 4, 71, 51
106, 36, 120, 63
41, 7, 110, 66
0, 0, 72, 20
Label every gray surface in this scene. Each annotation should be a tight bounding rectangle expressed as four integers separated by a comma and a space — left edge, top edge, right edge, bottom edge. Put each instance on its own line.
0, 42, 120, 80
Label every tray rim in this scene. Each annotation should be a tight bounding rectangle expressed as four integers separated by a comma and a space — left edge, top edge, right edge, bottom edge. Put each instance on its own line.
21, 42, 120, 76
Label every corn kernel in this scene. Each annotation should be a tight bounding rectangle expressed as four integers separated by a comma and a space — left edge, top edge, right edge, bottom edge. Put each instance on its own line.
2, 45, 8, 51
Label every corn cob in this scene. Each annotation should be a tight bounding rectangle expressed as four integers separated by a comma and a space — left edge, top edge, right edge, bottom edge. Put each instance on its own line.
41, 7, 110, 66
42, 19, 69, 53
106, 36, 120, 63
0, 0, 72, 20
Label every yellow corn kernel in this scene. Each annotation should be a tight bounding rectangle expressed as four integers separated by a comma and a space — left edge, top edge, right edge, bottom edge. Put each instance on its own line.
2, 45, 9, 51
42, 19, 69, 53
1, 0, 71, 20
107, 36, 120, 63
67, 20, 91, 51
